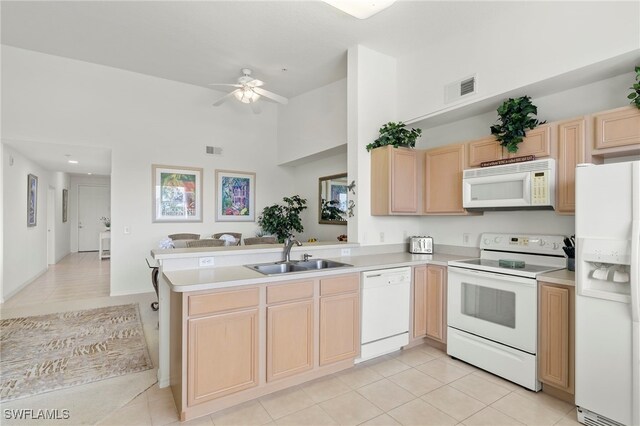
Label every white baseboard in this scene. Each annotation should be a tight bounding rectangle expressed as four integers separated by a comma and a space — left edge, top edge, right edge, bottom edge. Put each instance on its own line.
110, 289, 156, 297
2, 267, 48, 302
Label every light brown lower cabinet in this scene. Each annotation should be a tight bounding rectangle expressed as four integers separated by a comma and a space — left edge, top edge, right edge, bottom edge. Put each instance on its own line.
187, 308, 259, 406
319, 291, 360, 365
172, 274, 360, 421
412, 265, 447, 343
267, 299, 313, 382
538, 281, 575, 396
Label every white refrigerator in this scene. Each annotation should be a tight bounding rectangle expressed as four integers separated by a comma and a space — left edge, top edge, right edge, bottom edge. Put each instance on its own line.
575, 161, 639, 426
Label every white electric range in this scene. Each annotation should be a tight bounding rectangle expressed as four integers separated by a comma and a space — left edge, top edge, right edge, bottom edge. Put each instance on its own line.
447, 233, 567, 391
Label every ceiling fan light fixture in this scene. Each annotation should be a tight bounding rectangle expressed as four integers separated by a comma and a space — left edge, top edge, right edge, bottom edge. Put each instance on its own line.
234, 87, 260, 104
323, 0, 396, 19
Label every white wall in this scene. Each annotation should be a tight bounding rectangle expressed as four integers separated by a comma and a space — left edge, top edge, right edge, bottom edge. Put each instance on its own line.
69, 174, 110, 253
397, 1, 640, 122
2, 145, 51, 299
277, 79, 347, 165
292, 152, 348, 242
2, 46, 294, 296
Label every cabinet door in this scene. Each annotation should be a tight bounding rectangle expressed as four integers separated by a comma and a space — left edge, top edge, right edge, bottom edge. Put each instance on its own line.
426, 265, 446, 343
508, 125, 552, 158
320, 292, 360, 365
467, 137, 503, 167
413, 266, 427, 338
594, 106, 640, 150
539, 283, 574, 393
187, 309, 258, 406
391, 148, 418, 213
425, 144, 466, 214
556, 119, 585, 214
267, 300, 313, 382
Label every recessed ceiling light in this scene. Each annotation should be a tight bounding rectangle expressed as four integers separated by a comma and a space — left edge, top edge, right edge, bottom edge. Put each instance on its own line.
87, 172, 92, 175
68, 160, 78, 164
323, 0, 396, 19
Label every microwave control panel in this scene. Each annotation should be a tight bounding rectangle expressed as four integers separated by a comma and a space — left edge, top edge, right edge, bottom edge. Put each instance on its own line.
531, 171, 549, 204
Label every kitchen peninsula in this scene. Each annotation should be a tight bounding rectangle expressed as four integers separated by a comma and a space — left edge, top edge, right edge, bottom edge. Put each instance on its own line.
152, 241, 475, 421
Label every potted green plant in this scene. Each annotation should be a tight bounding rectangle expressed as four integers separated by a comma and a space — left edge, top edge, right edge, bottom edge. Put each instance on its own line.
366, 121, 422, 152
100, 216, 111, 230
628, 66, 640, 109
490, 96, 545, 153
257, 195, 307, 243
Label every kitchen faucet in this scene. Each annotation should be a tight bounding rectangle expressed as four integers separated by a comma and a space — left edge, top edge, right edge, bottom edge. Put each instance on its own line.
282, 237, 302, 263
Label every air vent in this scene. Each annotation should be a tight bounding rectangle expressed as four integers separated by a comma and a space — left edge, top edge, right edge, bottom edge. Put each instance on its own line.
206, 146, 223, 155
445, 74, 477, 103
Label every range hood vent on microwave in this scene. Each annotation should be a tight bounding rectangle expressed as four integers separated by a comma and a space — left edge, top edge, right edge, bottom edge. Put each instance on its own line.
462, 158, 556, 211
464, 159, 553, 179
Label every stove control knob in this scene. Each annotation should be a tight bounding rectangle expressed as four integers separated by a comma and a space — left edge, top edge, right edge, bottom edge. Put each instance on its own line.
552, 242, 560, 250
494, 236, 502, 243
483, 238, 490, 245
538, 239, 546, 246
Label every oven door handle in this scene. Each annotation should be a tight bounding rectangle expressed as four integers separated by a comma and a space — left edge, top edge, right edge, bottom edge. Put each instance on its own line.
448, 266, 537, 287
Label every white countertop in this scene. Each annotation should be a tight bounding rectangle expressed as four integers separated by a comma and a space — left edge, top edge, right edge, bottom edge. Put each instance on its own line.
538, 269, 575, 287
163, 252, 473, 292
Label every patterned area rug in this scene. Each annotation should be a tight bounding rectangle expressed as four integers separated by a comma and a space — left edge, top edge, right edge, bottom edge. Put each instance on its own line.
0, 304, 152, 402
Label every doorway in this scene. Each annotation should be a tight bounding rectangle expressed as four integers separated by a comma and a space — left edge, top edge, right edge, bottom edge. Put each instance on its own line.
78, 185, 110, 252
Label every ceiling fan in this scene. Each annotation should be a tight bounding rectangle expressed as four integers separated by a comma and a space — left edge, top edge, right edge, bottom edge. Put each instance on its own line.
210, 68, 288, 113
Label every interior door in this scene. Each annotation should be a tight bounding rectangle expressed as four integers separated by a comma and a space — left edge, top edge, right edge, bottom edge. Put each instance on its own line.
78, 185, 110, 251
47, 186, 55, 264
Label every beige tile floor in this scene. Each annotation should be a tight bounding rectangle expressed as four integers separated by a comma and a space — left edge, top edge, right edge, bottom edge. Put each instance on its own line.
2, 253, 582, 426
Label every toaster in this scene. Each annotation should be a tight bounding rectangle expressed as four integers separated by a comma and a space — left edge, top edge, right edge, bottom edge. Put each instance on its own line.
409, 236, 433, 254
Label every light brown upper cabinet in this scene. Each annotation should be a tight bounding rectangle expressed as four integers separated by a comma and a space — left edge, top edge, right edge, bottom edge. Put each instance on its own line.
371, 146, 420, 215
593, 106, 640, 152
508, 124, 553, 158
424, 144, 467, 214
466, 125, 552, 168
467, 136, 503, 167
556, 118, 587, 214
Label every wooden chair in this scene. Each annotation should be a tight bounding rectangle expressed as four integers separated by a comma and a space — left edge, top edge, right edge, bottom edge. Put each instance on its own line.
244, 236, 278, 245
186, 239, 225, 248
212, 232, 242, 246
169, 233, 200, 240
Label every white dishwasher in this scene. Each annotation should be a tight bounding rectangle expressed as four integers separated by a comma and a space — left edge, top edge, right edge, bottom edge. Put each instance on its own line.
357, 267, 411, 363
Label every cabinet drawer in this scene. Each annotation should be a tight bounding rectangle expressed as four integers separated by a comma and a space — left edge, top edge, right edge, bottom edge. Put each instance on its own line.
188, 287, 259, 316
267, 280, 314, 304
320, 274, 359, 296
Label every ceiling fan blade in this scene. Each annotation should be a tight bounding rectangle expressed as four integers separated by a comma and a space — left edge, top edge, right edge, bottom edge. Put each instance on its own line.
247, 79, 264, 87
212, 89, 240, 106
253, 87, 288, 105
208, 83, 242, 88
250, 101, 262, 114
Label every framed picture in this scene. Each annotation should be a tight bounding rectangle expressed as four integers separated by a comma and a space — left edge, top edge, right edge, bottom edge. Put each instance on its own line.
152, 165, 203, 223
62, 189, 68, 223
215, 170, 256, 222
27, 174, 38, 227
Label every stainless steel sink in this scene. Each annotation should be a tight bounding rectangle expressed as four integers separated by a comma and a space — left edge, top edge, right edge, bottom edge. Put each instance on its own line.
245, 259, 352, 275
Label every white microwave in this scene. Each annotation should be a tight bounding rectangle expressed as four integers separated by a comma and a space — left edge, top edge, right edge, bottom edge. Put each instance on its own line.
462, 159, 555, 210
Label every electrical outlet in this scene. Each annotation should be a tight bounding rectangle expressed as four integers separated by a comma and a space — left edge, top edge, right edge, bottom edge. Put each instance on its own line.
463, 233, 470, 245
379, 232, 385, 242
123, 226, 131, 234
341, 248, 351, 256
198, 257, 215, 267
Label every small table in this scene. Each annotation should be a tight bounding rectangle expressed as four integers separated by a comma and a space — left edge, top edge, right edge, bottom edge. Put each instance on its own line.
99, 231, 111, 260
